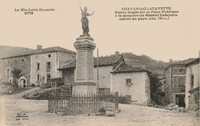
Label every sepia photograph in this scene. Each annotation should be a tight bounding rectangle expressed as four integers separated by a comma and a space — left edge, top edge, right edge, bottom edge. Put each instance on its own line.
0, 0, 199, 126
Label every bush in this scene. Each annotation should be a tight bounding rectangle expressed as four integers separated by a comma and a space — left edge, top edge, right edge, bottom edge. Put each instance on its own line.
98, 94, 131, 104
98, 108, 106, 115
31, 83, 36, 87
1, 82, 13, 86
40, 82, 51, 89
118, 95, 131, 104
0, 82, 18, 91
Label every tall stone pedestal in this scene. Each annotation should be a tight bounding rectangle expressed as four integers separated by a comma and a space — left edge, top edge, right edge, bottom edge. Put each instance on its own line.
72, 35, 97, 95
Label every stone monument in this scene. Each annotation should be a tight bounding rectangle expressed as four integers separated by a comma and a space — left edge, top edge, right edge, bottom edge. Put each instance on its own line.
72, 6, 96, 95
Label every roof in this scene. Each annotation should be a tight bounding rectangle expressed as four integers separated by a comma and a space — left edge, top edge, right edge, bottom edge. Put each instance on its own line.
186, 58, 199, 66
59, 55, 122, 70
0, 45, 36, 59
188, 87, 199, 94
59, 54, 152, 75
1, 51, 35, 59
165, 58, 199, 70
32, 46, 76, 55
111, 63, 151, 74
48, 77, 64, 83
1, 46, 75, 59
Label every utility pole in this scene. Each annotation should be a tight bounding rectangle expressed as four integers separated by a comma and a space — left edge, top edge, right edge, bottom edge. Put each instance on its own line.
97, 48, 99, 95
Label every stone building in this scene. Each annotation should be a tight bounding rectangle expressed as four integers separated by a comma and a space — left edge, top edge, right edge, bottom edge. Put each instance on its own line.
185, 58, 199, 110
0, 59, 3, 82
0, 53, 34, 87
0, 45, 76, 88
59, 55, 153, 105
30, 45, 75, 86
165, 58, 198, 107
110, 62, 151, 104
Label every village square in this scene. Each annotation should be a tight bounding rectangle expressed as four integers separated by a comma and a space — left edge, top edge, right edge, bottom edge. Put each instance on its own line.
0, 2, 199, 126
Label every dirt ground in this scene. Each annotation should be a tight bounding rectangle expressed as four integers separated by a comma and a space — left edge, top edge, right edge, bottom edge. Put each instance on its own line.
0, 88, 199, 126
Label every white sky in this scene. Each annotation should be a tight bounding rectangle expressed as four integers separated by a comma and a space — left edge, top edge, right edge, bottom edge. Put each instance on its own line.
0, 0, 199, 62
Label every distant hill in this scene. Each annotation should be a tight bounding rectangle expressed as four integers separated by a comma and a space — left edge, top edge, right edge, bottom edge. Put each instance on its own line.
112, 52, 168, 75
0, 45, 36, 59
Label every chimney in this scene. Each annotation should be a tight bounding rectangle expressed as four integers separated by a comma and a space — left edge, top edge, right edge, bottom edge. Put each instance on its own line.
115, 51, 120, 55
169, 59, 173, 63
37, 45, 42, 51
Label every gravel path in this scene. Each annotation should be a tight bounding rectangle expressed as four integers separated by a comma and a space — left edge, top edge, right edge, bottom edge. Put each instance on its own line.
0, 89, 199, 126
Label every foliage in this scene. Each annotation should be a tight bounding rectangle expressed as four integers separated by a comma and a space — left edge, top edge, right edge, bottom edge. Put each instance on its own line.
118, 95, 131, 104
99, 94, 131, 104
23, 89, 54, 100
149, 74, 160, 104
12, 68, 23, 88
98, 108, 106, 115
194, 90, 199, 111
40, 82, 52, 89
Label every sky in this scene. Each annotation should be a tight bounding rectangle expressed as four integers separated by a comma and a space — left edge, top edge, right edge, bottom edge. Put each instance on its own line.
0, 0, 199, 62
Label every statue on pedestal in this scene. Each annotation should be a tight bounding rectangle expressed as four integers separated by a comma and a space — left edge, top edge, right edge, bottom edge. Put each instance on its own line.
80, 6, 94, 36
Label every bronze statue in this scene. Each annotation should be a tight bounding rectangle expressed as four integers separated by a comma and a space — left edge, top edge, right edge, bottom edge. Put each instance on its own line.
80, 6, 94, 36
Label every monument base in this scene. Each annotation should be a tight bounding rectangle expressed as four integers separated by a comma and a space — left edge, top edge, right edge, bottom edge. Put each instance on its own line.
72, 82, 97, 96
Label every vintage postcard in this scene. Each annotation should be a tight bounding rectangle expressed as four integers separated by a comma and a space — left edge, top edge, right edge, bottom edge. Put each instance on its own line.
0, 0, 199, 126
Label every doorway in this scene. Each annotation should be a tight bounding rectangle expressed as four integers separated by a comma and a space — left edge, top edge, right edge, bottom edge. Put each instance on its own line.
176, 94, 185, 107
19, 77, 27, 88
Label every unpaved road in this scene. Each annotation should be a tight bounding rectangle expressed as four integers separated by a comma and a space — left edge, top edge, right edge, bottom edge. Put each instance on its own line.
0, 88, 199, 126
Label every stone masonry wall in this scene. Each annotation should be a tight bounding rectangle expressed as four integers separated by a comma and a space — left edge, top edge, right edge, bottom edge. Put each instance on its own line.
0, 55, 31, 85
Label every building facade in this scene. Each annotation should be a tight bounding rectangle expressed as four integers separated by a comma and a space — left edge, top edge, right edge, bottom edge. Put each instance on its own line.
185, 58, 200, 110
0, 54, 32, 87
165, 58, 198, 107
0, 45, 76, 88
111, 63, 151, 104
30, 46, 75, 86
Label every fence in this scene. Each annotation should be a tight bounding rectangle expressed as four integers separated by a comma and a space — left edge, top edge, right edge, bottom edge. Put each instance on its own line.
48, 92, 119, 114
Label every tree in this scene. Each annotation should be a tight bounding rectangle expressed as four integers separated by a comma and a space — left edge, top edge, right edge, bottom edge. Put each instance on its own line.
12, 68, 22, 88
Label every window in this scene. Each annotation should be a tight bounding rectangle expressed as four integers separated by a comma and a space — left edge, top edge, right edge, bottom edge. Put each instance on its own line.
37, 63, 40, 70
6, 68, 10, 77
48, 54, 51, 58
177, 78, 185, 86
36, 74, 40, 82
190, 75, 194, 89
47, 73, 51, 81
178, 68, 184, 73
47, 62, 51, 72
126, 78, 132, 86
9, 78, 13, 83
126, 78, 132, 84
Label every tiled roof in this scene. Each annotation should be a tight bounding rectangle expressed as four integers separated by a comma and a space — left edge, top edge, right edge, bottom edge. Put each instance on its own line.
60, 60, 76, 69
1, 47, 37, 59
59, 55, 122, 70
112, 63, 150, 74
1, 46, 75, 59
32, 46, 76, 55
165, 58, 199, 70
186, 58, 199, 66
94, 55, 122, 67
1, 51, 36, 59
